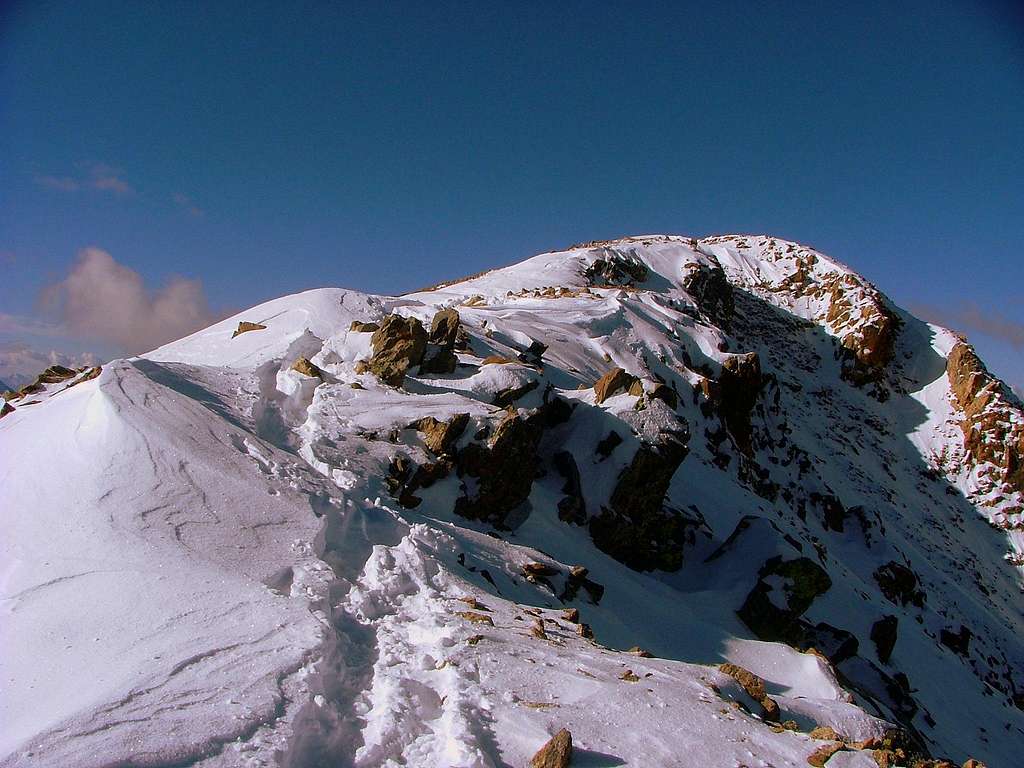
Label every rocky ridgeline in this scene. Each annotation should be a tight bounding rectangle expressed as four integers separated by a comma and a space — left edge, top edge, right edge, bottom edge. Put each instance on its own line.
946, 340, 1024, 529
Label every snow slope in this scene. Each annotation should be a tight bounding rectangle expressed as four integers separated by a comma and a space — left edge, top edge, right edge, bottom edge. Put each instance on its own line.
2, 235, 1020, 767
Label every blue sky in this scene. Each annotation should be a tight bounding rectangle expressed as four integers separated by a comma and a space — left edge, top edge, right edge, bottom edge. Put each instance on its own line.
2, 1, 1023, 388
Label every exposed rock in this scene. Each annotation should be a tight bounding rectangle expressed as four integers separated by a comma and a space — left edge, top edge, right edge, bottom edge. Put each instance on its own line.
576, 622, 594, 639
554, 451, 586, 524
455, 412, 542, 525
593, 367, 638, 404
429, 308, 461, 347
291, 357, 322, 378
595, 431, 623, 459
824, 276, 898, 386
456, 611, 494, 626
349, 320, 379, 333
809, 726, 841, 741
583, 252, 648, 286
738, 556, 832, 645
0, 401, 14, 419
369, 314, 428, 386
418, 344, 458, 375
529, 728, 572, 768
627, 646, 653, 658
628, 378, 645, 397
873, 562, 925, 608
718, 352, 762, 454
492, 378, 539, 408
807, 742, 844, 766
619, 669, 640, 682
871, 615, 899, 664
562, 608, 579, 623
946, 340, 1024, 496
649, 383, 679, 409
590, 434, 689, 571
718, 663, 780, 722
408, 413, 469, 455
481, 355, 517, 365
518, 340, 548, 367
940, 625, 972, 657
683, 259, 734, 329
37, 365, 77, 385
232, 321, 267, 338
523, 562, 559, 578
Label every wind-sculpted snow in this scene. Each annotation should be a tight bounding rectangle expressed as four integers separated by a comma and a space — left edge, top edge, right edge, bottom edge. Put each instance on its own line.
2, 235, 1021, 767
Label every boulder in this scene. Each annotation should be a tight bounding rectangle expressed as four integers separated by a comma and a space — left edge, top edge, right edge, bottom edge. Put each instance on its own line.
429, 308, 462, 347
583, 253, 649, 286
408, 413, 469, 456
806, 742, 844, 767
419, 345, 458, 375
871, 615, 898, 664
529, 729, 572, 768
518, 340, 548, 367
291, 357, 322, 378
369, 314, 428, 386
589, 433, 689, 571
683, 260, 735, 329
873, 562, 925, 608
718, 352, 762, 454
718, 663, 780, 722
738, 556, 832, 644
492, 379, 539, 408
349, 320, 379, 333
0, 401, 14, 419
594, 367, 638, 404
595, 431, 623, 458
554, 451, 586, 524
940, 625, 972, 657
232, 321, 267, 338
454, 412, 542, 525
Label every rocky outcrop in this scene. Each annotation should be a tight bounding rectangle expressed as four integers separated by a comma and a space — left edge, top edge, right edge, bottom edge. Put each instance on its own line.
946, 340, 1024, 498
529, 729, 572, 768
231, 321, 267, 338
738, 556, 832, 644
824, 276, 898, 386
291, 357, 322, 378
455, 412, 543, 525
8, 365, 79, 400
683, 259, 734, 329
369, 314, 428, 386
718, 663, 780, 722
408, 413, 469, 456
349, 320, 379, 333
593, 367, 638, 404
583, 251, 648, 286
718, 352, 762, 454
553, 451, 586, 524
428, 308, 462, 348
871, 615, 898, 664
589, 433, 689, 571
873, 562, 925, 608
0, 401, 14, 419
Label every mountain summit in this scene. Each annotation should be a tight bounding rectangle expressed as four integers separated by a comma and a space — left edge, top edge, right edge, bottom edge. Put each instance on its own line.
2, 235, 1021, 767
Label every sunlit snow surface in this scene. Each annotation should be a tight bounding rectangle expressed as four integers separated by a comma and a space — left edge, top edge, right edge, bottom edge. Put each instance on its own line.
2, 235, 1021, 767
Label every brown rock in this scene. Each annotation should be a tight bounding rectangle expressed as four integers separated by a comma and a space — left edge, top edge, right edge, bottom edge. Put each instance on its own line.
683, 259, 735, 329
291, 357, 322, 378
456, 611, 494, 626
576, 622, 594, 639
718, 662, 780, 722
369, 314, 428, 386
454, 412, 542, 525
628, 378, 645, 397
807, 742, 844, 767
562, 608, 580, 623
232, 321, 267, 338
594, 367, 638, 404
481, 355, 517, 365
429, 308, 462, 347
718, 351, 762, 454
809, 726, 841, 741
627, 646, 653, 657
408, 413, 469, 455
523, 562, 559, 577
36, 365, 77, 384
0, 401, 14, 419
419, 345, 458, 375
619, 669, 640, 682
349, 320, 379, 333
962, 760, 986, 768
529, 729, 572, 768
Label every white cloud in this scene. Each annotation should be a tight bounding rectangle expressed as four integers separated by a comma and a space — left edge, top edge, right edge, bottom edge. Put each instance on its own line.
34, 163, 134, 195
40, 247, 222, 355
172, 192, 205, 217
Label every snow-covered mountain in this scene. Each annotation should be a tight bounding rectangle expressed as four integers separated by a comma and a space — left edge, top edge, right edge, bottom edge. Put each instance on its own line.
2, 235, 1021, 768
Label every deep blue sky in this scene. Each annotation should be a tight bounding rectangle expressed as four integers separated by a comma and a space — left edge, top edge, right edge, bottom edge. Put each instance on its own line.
2, 1, 1023, 387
